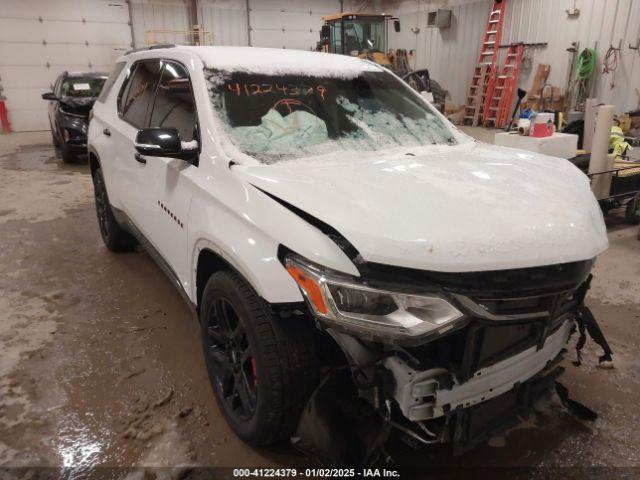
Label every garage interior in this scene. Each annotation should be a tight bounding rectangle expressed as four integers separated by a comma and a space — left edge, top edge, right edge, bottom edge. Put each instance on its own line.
1, 0, 640, 475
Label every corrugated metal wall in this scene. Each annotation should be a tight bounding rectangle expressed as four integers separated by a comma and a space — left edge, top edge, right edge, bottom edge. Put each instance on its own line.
5, 0, 639, 131
129, 0, 191, 47
247, 0, 340, 50
0, 0, 131, 131
389, 0, 640, 113
130, 0, 338, 50
199, 0, 249, 46
389, 0, 488, 110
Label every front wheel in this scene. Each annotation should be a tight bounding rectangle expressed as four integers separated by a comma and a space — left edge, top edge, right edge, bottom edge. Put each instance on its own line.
50, 124, 60, 148
200, 271, 318, 446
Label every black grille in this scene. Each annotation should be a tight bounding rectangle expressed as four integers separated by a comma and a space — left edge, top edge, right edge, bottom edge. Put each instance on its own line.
391, 260, 593, 381
359, 259, 594, 298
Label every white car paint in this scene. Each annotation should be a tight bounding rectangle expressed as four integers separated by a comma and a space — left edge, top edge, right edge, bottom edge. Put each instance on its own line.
239, 141, 608, 273
89, 45, 607, 305
88, 46, 609, 442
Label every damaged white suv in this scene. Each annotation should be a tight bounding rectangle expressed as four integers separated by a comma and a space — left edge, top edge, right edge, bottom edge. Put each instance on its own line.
88, 45, 609, 464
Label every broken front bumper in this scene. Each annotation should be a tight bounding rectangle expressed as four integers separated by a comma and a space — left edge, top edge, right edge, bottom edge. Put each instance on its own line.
294, 261, 599, 464
384, 319, 571, 421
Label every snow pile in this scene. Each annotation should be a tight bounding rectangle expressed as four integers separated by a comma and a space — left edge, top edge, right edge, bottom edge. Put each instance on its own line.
183, 46, 382, 78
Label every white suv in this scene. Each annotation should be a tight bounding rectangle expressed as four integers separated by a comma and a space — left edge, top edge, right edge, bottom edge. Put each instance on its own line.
88, 45, 608, 462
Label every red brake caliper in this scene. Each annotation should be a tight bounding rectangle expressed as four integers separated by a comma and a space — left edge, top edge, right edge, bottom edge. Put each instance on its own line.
250, 357, 258, 387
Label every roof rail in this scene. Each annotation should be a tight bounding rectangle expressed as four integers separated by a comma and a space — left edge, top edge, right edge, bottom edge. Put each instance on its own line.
124, 44, 176, 56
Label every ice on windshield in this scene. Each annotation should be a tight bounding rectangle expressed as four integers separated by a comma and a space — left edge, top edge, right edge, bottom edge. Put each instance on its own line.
335, 96, 453, 150
206, 68, 455, 163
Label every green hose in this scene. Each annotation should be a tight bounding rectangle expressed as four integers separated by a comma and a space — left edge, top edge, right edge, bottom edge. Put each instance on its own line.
576, 48, 596, 79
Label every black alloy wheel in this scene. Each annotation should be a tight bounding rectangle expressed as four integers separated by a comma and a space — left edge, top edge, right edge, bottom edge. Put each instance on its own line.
94, 170, 110, 240
91, 167, 136, 251
199, 271, 318, 446
205, 297, 258, 420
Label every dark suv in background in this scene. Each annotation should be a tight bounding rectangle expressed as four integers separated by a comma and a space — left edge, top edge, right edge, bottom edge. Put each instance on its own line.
42, 71, 107, 162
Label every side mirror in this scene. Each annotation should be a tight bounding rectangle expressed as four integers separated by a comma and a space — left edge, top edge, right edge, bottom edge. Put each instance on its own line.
135, 127, 198, 163
394, 20, 401, 33
320, 25, 330, 43
42, 92, 58, 101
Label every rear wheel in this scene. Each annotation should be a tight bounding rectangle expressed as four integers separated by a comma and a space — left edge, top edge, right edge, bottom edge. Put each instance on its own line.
200, 271, 318, 445
92, 167, 136, 251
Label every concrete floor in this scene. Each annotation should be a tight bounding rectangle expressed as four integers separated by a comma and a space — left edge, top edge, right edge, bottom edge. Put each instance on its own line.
1, 130, 639, 476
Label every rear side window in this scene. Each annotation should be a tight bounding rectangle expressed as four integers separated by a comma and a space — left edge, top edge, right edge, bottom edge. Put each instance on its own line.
119, 60, 162, 128
97, 61, 126, 103
149, 62, 197, 142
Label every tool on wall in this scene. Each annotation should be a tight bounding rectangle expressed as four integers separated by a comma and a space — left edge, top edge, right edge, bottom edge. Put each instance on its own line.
602, 40, 621, 89
574, 47, 597, 109
463, 0, 506, 126
565, 42, 579, 110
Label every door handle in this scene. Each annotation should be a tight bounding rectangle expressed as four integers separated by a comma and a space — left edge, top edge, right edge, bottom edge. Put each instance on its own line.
103, 128, 111, 137
134, 152, 146, 164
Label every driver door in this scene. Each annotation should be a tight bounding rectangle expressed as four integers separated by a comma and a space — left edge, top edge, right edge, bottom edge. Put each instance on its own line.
139, 60, 199, 290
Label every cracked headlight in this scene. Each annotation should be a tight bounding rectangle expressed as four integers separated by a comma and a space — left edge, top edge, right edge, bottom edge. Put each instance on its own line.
285, 254, 467, 344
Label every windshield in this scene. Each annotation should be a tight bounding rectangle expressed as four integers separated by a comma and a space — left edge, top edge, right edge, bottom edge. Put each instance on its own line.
61, 76, 106, 98
207, 69, 456, 164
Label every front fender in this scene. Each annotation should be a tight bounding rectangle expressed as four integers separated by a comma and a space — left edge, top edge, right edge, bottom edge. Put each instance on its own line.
187, 174, 359, 304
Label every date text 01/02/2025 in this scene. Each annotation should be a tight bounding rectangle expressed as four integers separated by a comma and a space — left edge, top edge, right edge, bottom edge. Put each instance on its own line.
232, 468, 401, 478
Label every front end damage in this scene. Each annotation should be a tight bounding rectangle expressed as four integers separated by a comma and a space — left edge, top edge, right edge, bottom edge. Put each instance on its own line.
286, 255, 610, 465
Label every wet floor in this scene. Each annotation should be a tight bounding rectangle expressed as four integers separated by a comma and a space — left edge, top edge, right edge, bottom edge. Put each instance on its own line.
1, 131, 639, 478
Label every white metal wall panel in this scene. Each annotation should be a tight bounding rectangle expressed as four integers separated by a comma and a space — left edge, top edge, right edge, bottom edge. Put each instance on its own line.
0, 0, 131, 131
388, 0, 640, 113
198, 0, 249, 46
129, 0, 191, 47
248, 0, 341, 50
389, 0, 487, 108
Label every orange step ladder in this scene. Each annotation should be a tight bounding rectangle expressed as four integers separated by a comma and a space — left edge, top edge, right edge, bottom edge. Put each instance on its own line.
484, 43, 523, 128
463, 0, 506, 126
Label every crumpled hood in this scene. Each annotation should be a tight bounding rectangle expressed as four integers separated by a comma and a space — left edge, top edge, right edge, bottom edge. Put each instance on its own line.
239, 142, 608, 273
60, 96, 97, 116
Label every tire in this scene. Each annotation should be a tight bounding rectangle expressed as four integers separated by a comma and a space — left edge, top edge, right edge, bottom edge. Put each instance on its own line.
625, 194, 640, 225
61, 142, 76, 163
92, 167, 136, 251
430, 79, 448, 108
50, 125, 60, 148
200, 270, 318, 446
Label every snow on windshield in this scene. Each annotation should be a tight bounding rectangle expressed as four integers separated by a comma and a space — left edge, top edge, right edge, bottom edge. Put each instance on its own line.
187, 46, 381, 78
205, 68, 455, 164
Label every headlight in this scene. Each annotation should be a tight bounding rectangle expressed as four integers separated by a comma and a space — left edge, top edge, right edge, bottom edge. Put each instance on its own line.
285, 255, 466, 344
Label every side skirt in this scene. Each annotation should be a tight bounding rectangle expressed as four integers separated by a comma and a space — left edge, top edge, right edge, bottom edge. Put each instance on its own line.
111, 206, 198, 319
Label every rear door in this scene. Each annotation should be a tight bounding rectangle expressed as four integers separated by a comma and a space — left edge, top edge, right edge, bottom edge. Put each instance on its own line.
140, 60, 199, 288
110, 59, 162, 227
